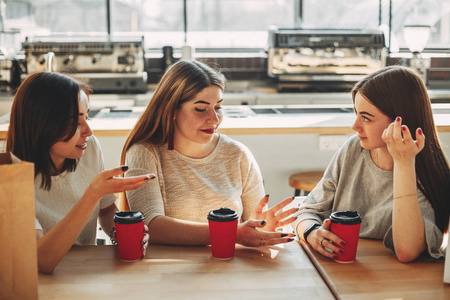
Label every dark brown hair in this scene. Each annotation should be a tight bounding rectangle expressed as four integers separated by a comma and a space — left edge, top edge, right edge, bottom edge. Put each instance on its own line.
6, 72, 91, 190
121, 60, 225, 163
352, 65, 450, 232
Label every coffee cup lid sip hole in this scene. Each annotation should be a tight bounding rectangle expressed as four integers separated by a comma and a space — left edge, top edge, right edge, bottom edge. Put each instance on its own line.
208, 207, 239, 222
114, 211, 145, 224
330, 210, 362, 225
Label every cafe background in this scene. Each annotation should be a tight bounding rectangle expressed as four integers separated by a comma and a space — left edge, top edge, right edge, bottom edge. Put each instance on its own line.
1, 0, 450, 206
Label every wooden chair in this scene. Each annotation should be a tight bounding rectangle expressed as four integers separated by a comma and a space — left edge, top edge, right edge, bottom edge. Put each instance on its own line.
289, 171, 324, 197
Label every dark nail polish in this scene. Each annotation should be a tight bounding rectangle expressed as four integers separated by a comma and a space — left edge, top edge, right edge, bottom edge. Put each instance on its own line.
340, 241, 346, 247
333, 255, 339, 260
261, 220, 266, 226
121, 166, 129, 172
396, 116, 401, 122
291, 196, 295, 200
265, 194, 269, 198
281, 233, 288, 237
418, 128, 423, 135
144, 176, 150, 180
339, 249, 345, 254
402, 126, 406, 131
287, 238, 294, 242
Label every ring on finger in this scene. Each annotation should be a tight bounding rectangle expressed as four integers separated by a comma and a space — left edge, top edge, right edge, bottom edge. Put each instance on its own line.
259, 238, 266, 246
319, 238, 325, 247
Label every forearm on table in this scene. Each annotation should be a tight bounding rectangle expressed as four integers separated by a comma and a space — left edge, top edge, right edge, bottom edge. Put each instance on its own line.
148, 215, 211, 246
392, 160, 426, 261
37, 194, 101, 273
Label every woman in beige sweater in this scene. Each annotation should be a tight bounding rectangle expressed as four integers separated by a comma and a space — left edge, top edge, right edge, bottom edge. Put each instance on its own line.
121, 60, 298, 247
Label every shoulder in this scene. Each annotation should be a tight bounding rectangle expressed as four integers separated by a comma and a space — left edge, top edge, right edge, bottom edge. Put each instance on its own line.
128, 141, 158, 156
126, 141, 161, 164
344, 134, 361, 149
337, 135, 362, 157
218, 134, 252, 156
217, 135, 258, 169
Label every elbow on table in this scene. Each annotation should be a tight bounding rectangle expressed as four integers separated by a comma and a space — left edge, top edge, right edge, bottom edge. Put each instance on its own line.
395, 248, 420, 263
38, 262, 56, 274
37, 252, 59, 274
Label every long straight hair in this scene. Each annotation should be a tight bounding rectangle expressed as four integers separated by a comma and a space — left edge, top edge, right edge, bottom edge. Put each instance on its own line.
6, 72, 91, 190
121, 60, 225, 164
352, 66, 450, 232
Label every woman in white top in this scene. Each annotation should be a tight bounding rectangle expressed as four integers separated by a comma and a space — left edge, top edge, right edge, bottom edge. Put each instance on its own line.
6, 72, 154, 273
122, 60, 298, 247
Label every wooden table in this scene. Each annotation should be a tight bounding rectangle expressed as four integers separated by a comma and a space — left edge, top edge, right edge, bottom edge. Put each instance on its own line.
301, 238, 450, 300
38, 242, 334, 300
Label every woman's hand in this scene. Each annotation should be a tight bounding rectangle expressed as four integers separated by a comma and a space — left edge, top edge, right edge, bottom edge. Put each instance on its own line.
249, 195, 298, 231
88, 166, 155, 199
236, 219, 295, 247
142, 225, 150, 257
382, 117, 425, 164
307, 219, 345, 260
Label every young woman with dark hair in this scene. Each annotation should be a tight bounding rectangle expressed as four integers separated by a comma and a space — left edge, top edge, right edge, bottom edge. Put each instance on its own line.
296, 66, 450, 262
121, 60, 298, 247
7, 72, 153, 273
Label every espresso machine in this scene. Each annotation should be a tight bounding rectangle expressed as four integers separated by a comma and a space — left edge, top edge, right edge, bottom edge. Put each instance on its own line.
267, 28, 386, 91
22, 36, 147, 93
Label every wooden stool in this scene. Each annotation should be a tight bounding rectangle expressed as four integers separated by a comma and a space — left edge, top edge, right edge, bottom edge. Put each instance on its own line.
289, 171, 324, 197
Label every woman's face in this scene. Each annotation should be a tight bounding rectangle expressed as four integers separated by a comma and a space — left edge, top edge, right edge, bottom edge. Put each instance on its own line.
49, 90, 93, 170
174, 85, 224, 148
352, 92, 393, 150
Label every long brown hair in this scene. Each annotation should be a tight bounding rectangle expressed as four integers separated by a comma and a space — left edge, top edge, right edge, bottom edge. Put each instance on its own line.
6, 72, 91, 190
121, 60, 225, 163
352, 65, 450, 232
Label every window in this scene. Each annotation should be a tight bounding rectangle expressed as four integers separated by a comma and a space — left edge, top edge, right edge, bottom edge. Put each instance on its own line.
1, 0, 449, 52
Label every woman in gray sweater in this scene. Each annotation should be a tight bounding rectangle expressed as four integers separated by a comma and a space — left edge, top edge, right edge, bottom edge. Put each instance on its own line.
297, 66, 450, 262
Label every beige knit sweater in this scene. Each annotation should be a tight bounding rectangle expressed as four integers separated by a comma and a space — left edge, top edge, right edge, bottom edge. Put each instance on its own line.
125, 134, 265, 225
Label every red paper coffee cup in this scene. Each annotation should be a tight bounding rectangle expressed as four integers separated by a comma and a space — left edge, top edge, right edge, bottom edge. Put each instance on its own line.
330, 210, 362, 263
114, 211, 145, 262
208, 207, 239, 260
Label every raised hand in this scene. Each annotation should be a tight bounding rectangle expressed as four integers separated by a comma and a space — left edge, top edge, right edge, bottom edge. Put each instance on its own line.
88, 166, 155, 199
236, 219, 295, 247
382, 116, 425, 163
249, 195, 298, 231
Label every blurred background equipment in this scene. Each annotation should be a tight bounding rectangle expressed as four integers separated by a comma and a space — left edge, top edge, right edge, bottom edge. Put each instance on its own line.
267, 27, 386, 92
22, 36, 147, 93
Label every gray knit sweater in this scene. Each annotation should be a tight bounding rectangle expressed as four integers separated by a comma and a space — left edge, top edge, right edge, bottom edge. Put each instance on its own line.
297, 134, 444, 259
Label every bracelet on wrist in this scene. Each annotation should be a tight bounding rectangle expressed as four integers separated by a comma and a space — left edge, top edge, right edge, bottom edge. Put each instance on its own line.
303, 223, 321, 245
393, 193, 417, 200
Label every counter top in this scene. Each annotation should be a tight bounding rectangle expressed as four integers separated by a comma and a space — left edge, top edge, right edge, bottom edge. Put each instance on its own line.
2, 104, 450, 139
38, 242, 334, 300
0, 104, 450, 139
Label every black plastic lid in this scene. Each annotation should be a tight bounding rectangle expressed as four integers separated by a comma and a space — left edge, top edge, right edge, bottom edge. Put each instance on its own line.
330, 210, 362, 225
113, 211, 145, 224
207, 207, 239, 222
